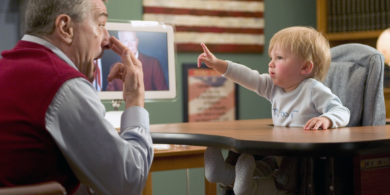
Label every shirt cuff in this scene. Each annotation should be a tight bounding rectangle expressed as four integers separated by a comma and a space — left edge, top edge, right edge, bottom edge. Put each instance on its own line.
222, 60, 233, 77
120, 106, 150, 132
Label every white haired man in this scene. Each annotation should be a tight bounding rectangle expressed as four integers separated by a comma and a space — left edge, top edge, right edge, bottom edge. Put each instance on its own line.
0, 0, 153, 194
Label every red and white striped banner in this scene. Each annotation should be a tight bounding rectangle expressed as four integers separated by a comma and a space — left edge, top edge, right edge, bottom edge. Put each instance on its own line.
143, 0, 264, 53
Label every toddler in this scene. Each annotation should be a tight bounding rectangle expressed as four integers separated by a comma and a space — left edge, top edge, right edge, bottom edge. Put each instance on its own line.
198, 26, 350, 195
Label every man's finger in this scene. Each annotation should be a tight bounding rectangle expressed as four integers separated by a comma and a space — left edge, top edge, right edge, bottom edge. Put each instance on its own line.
107, 63, 125, 81
111, 36, 127, 56
111, 45, 122, 56
121, 49, 133, 71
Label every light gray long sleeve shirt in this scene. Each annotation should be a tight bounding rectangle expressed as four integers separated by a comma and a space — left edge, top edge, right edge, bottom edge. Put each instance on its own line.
22, 35, 154, 195
224, 61, 350, 128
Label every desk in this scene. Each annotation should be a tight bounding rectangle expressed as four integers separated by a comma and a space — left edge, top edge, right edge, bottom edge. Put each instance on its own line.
149, 119, 390, 195
142, 146, 216, 195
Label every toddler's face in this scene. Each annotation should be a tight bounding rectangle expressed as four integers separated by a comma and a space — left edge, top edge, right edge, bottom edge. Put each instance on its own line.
268, 45, 307, 92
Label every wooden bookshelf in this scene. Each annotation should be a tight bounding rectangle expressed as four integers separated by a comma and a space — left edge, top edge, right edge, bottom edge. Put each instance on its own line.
316, 0, 386, 46
384, 88, 390, 117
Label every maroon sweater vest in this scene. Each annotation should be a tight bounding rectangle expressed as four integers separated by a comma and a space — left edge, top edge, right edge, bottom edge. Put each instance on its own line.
0, 41, 87, 194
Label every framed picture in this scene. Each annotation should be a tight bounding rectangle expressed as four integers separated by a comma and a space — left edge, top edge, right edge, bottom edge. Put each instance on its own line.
183, 63, 239, 122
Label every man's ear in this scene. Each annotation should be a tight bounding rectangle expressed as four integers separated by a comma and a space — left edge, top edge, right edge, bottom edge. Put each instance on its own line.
300, 61, 314, 75
53, 14, 73, 44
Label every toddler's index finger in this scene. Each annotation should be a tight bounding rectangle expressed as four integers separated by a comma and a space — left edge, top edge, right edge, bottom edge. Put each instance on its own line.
201, 43, 211, 56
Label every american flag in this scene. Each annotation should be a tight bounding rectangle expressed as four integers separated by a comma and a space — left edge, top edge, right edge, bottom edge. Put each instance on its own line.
143, 0, 264, 53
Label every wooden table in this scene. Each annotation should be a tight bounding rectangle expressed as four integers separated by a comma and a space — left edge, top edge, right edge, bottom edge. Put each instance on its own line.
149, 119, 390, 195
142, 145, 216, 195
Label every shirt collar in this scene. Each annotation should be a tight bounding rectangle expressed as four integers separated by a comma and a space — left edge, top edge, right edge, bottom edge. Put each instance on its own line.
22, 34, 78, 70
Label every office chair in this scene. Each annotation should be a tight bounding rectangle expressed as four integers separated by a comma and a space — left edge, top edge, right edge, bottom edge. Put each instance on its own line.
221, 43, 386, 195
0, 181, 67, 195
324, 43, 386, 127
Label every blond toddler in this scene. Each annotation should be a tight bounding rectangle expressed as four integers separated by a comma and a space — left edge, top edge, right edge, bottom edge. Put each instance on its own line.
198, 26, 350, 195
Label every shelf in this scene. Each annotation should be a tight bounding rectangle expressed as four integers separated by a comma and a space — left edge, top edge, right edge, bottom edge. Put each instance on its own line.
384, 88, 390, 95
326, 30, 384, 41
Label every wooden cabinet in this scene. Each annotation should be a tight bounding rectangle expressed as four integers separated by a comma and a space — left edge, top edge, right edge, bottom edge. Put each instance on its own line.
384, 89, 390, 117
354, 154, 390, 195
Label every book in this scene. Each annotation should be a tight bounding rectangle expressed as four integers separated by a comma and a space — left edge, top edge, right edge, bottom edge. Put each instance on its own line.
381, 0, 387, 29
325, 0, 388, 33
350, 0, 357, 31
341, 0, 347, 32
327, 0, 334, 33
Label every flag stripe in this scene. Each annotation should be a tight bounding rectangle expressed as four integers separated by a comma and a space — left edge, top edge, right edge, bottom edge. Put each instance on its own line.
144, 14, 264, 28
175, 26, 263, 34
175, 32, 264, 44
177, 43, 264, 53
144, 6, 263, 18
143, 0, 264, 53
143, 0, 263, 12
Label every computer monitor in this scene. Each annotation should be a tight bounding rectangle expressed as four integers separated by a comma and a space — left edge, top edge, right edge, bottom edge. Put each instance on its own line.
98, 21, 176, 101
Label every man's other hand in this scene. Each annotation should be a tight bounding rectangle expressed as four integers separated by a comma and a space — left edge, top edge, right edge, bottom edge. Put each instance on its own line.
107, 36, 145, 108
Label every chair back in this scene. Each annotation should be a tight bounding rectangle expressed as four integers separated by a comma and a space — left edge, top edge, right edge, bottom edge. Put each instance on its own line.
323, 43, 386, 126
0, 181, 66, 195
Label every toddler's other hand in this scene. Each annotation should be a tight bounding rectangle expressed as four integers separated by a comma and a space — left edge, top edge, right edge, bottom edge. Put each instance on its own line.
304, 117, 332, 130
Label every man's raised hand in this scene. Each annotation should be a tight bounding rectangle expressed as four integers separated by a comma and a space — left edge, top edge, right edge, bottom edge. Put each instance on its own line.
107, 36, 144, 108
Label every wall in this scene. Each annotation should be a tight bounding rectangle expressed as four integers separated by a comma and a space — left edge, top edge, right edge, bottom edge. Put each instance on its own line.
0, 0, 19, 54
0, 0, 316, 194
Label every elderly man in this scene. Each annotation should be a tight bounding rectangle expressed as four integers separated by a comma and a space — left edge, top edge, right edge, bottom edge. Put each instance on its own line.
0, 0, 153, 195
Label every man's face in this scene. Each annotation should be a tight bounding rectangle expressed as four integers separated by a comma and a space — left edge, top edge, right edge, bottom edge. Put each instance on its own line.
72, 0, 110, 82
119, 32, 139, 56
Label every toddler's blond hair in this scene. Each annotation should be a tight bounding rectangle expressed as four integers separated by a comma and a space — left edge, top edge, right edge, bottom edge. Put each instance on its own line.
268, 26, 331, 82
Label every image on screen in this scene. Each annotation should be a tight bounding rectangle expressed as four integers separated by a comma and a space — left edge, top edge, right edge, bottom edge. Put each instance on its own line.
100, 31, 169, 91
97, 22, 176, 100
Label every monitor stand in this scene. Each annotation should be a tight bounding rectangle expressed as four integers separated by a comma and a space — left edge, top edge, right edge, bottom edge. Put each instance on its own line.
105, 99, 123, 128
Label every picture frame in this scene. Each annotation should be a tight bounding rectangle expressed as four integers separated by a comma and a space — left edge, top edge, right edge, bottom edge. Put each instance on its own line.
183, 63, 239, 122
98, 21, 177, 101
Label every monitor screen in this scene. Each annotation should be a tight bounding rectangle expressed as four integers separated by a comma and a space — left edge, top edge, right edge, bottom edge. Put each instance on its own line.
97, 21, 176, 100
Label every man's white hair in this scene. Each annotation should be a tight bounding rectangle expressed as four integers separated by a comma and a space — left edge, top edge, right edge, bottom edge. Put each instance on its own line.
25, 0, 107, 36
